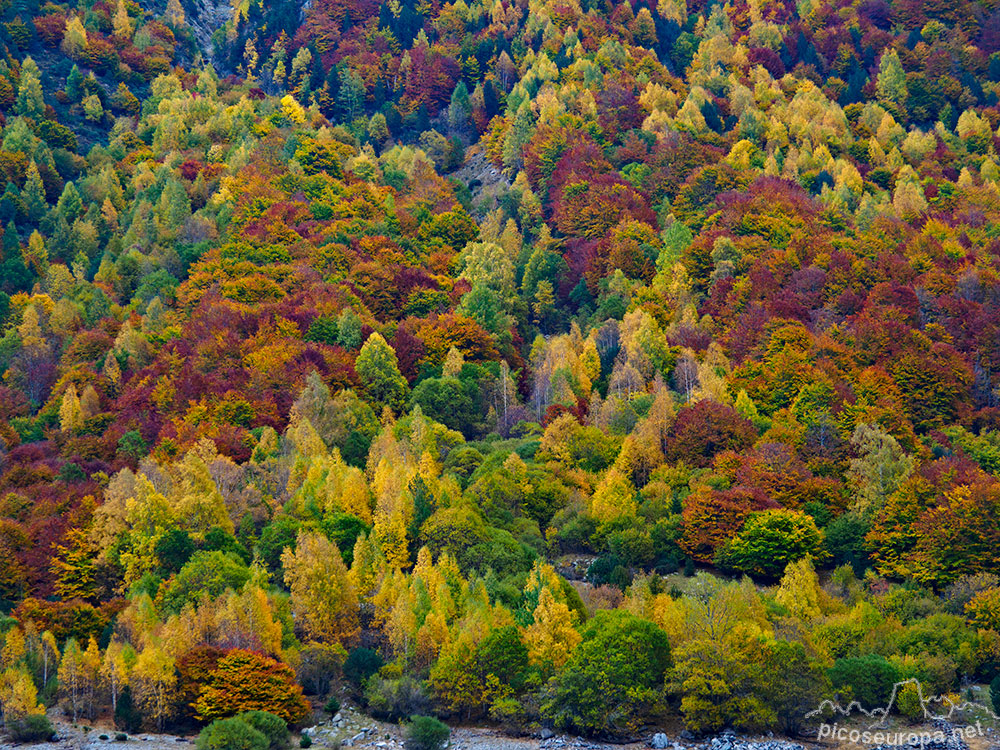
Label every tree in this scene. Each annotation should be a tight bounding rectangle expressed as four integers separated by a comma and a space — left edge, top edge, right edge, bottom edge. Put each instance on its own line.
160, 551, 251, 613
0, 665, 44, 723
101, 640, 134, 712
666, 401, 756, 468
282, 530, 360, 646
164, 0, 185, 25
194, 650, 309, 726
132, 645, 177, 730
544, 611, 670, 738
113, 0, 133, 38
58, 638, 85, 722
16, 58, 44, 118
61, 16, 89, 59
848, 424, 914, 518
356, 333, 410, 413
715, 510, 826, 579
876, 50, 907, 108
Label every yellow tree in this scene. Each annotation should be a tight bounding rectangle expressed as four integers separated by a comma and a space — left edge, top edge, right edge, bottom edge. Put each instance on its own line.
100, 640, 134, 712
60, 384, 84, 432
0, 627, 26, 670
132, 645, 176, 730
58, 638, 85, 722
0, 666, 43, 722
283, 531, 360, 646
82, 637, 101, 719
524, 588, 581, 674
112, 0, 133, 38
216, 584, 284, 655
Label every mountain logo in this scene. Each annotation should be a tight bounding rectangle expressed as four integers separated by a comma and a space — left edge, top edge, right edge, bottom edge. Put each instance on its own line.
805, 678, 999, 730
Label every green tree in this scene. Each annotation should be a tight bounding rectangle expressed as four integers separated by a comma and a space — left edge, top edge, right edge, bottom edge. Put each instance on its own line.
543, 611, 670, 738
159, 551, 251, 613
16, 58, 44, 118
714, 509, 826, 579
355, 332, 409, 412
848, 424, 914, 519
876, 49, 907, 108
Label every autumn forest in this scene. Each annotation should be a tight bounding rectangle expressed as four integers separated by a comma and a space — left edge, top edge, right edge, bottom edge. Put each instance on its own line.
1, 0, 1000, 745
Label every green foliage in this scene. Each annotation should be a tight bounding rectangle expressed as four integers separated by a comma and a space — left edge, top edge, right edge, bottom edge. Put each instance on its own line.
196, 717, 269, 750
159, 551, 251, 613
404, 715, 450, 750
8, 715, 55, 743
544, 611, 670, 737
236, 711, 290, 750
829, 655, 901, 710
715, 509, 826, 579
344, 648, 384, 687
114, 686, 142, 733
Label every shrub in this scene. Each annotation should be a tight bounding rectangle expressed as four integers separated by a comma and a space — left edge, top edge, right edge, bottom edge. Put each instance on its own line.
299, 736, 312, 748
115, 733, 128, 742
8, 714, 55, 742
829, 655, 901, 709
896, 682, 923, 722
237, 711, 289, 750
405, 715, 450, 750
324, 696, 340, 715
196, 717, 269, 750
991, 674, 1000, 714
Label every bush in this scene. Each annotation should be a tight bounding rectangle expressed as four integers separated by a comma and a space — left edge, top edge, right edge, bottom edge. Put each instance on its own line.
299, 736, 312, 748
324, 696, 340, 715
8, 714, 56, 742
115, 733, 128, 742
237, 711, 289, 750
196, 717, 269, 750
405, 715, 450, 750
991, 674, 1000, 714
364, 674, 429, 721
829, 655, 901, 709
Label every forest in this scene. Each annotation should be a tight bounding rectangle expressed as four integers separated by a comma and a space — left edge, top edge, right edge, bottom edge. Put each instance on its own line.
2, 0, 1000, 744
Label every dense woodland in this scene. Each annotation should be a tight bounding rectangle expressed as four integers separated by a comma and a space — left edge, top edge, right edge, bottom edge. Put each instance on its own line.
2, 0, 1000, 743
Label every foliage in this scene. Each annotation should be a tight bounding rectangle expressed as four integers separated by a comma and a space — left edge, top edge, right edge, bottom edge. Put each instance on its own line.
404, 715, 450, 750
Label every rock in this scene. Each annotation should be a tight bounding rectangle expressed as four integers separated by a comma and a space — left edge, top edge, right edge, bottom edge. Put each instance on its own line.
652, 733, 670, 749
540, 728, 556, 739
681, 731, 696, 741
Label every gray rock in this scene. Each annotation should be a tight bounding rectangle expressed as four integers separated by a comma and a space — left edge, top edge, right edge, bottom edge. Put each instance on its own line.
652, 733, 670, 749
681, 731, 696, 741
